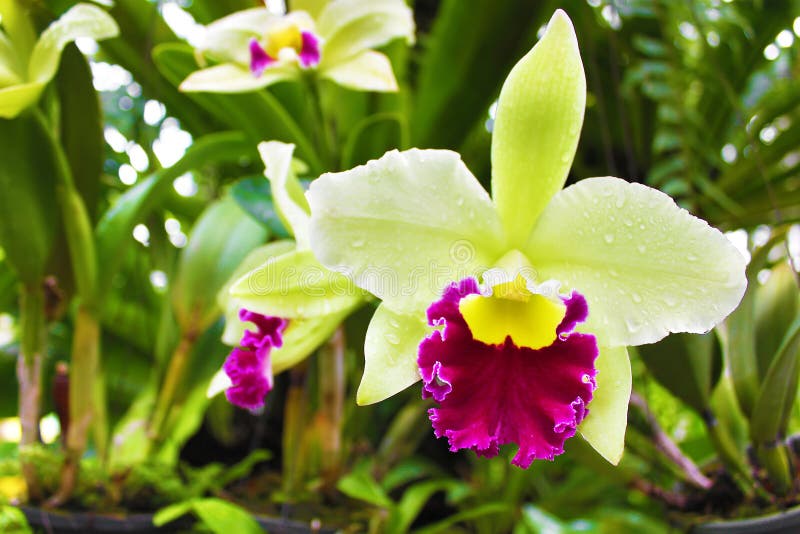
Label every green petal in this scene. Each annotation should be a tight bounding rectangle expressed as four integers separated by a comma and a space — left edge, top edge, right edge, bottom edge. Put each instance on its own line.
0, 81, 43, 118
526, 177, 747, 346
579, 345, 630, 465
491, 9, 585, 248
28, 3, 118, 84
291, 0, 328, 19
320, 50, 398, 92
317, 0, 414, 65
273, 310, 350, 374
257, 141, 310, 248
0, 30, 23, 87
229, 248, 363, 319
307, 148, 505, 313
219, 240, 296, 346
357, 303, 428, 405
179, 63, 295, 93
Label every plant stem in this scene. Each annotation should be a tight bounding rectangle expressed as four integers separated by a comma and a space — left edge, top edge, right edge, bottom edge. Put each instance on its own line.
317, 326, 345, 487
148, 333, 196, 443
282, 364, 309, 500
17, 283, 45, 501
630, 392, 713, 489
47, 307, 101, 507
303, 72, 337, 169
757, 442, 793, 497
703, 410, 756, 492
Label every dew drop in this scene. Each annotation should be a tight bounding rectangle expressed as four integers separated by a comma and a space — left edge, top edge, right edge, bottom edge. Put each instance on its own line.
456, 196, 465, 207
609, 268, 619, 278
384, 333, 400, 345
625, 318, 643, 333
686, 253, 698, 262
604, 233, 615, 244
639, 224, 646, 230
637, 244, 647, 254
352, 239, 365, 248
632, 292, 642, 303
561, 153, 571, 163
615, 196, 626, 208
388, 319, 400, 329
664, 295, 677, 307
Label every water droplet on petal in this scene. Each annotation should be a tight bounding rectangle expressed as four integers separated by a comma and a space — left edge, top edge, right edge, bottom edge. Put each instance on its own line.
615, 196, 626, 208
637, 244, 647, 254
352, 239, 364, 248
632, 292, 642, 303
456, 196, 465, 207
384, 333, 400, 345
686, 253, 698, 262
604, 234, 615, 244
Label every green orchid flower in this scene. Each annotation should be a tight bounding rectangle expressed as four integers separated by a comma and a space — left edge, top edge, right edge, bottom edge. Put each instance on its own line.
304, 11, 747, 466
0, 1, 118, 118
209, 141, 365, 408
180, 0, 414, 94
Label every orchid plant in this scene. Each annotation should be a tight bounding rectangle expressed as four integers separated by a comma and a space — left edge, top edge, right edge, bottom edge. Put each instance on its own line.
288, 11, 748, 467
180, 0, 414, 94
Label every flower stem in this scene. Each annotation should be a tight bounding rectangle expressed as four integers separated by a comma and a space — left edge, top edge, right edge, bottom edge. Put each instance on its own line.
317, 326, 345, 488
148, 333, 196, 444
756, 442, 793, 497
17, 282, 45, 501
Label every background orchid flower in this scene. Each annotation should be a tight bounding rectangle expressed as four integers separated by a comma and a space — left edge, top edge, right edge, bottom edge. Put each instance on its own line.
180, 0, 415, 94
305, 11, 747, 467
209, 141, 365, 409
0, 1, 118, 118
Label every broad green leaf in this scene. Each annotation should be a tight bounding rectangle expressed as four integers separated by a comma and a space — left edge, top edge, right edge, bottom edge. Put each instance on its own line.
638, 332, 723, 414
308, 148, 505, 313
337, 463, 393, 508
28, 3, 118, 84
171, 197, 267, 333
387, 480, 463, 534
316, 0, 414, 65
229, 177, 290, 238
95, 132, 255, 301
526, 177, 747, 347
0, 113, 58, 283
492, 10, 586, 248
320, 50, 398, 92
579, 346, 631, 465
358, 303, 428, 405
153, 500, 195, 527
755, 262, 800, 380
341, 112, 404, 169
191, 498, 262, 534
750, 314, 800, 443
415, 502, 511, 534
0, 81, 43, 118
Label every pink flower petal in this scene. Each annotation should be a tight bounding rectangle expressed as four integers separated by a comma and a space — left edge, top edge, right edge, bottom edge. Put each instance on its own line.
249, 38, 276, 77
418, 279, 598, 468
298, 31, 321, 68
223, 309, 288, 410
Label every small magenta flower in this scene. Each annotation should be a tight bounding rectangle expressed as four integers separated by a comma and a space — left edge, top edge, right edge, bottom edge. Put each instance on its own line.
223, 309, 287, 410
305, 11, 747, 465
180, 0, 415, 93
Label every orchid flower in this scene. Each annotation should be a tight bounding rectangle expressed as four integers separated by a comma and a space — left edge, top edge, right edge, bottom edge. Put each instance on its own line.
180, 0, 414, 94
305, 11, 747, 467
209, 141, 365, 409
0, 1, 118, 118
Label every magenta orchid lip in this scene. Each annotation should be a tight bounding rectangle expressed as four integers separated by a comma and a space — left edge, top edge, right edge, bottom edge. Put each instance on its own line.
418, 277, 598, 468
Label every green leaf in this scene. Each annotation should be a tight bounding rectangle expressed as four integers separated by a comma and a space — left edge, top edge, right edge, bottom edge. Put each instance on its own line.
750, 313, 800, 444
341, 112, 405, 169
95, 131, 255, 301
230, 176, 290, 238
387, 479, 463, 534
171, 197, 267, 333
415, 502, 511, 534
191, 498, 262, 534
638, 332, 723, 414
0, 113, 58, 284
153, 500, 195, 527
337, 463, 393, 508
755, 262, 800, 380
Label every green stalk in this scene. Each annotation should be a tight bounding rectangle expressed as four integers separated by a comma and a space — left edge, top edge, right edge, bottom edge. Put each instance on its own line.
303, 72, 337, 169
317, 327, 345, 487
756, 443, 793, 497
282, 364, 309, 500
148, 333, 196, 444
17, 283, 45, 501
704, 412, 756, 493
35, 110, 105, 506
